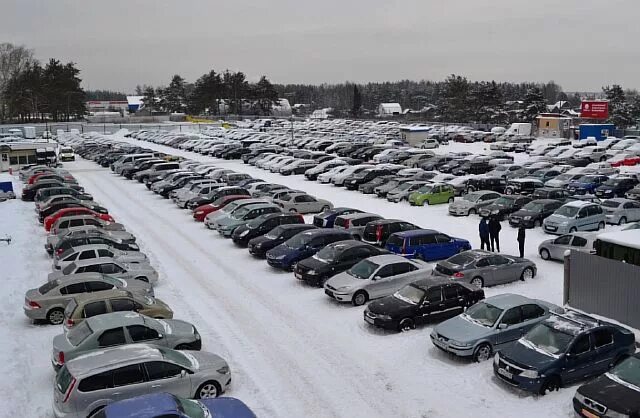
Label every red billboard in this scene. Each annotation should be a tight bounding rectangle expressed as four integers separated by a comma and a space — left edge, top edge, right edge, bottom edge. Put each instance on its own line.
581, 101, 609, 119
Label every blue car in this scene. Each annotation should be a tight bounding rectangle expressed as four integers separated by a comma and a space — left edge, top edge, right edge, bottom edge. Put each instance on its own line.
265, 228, 352, 270
494, 310, 636, 395
385, 229, 471, 261
312, 207, 363, 228
92, 393, 256, 418
566, 175, 609, 195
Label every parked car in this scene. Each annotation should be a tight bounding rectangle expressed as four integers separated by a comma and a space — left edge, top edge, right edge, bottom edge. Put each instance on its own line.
543, 201, 606, 234
194, 195, 252, 223
448, 191, 502, 216
53, 344, 231, 418
508, 199, 564, 228
594, 177, 639, 199
265, 229, 352, 270
430, 294, 560, 361
358, 175, 396, 194
312, 207, 364, 228
53, 244, 148, 271
324, 254, 430, 306
63, 290, 173, 330
273, 192, 333, 214
432, 250, 537, 288
51, 231, 140, 258
385, 229, 471, 261
531, 187, 571, 201
364, 278, 484, 332
408, 183, 455, 206
361, 219, 420, 247
572, 352, 640, 418
545, 173, 586, 189
91, 393, 256, 418
386, 181, 429, 203
494, 310, 635, 394
478, 195, 532, 219
601, 198, 640, 225
373, 178, 403, 198
464, 177, 507, 194
52, 311, 202, 370
333, 212, 383, 240
231, 212, 304, 246
567, 174, 609, 195
49, 257, 159, 285
247, 224, 316, 258
537, 232, 598, 261
504, 179, 545, 195
213, 203, 282, 237
24, 273, 153, 325
294, 240, 387, 286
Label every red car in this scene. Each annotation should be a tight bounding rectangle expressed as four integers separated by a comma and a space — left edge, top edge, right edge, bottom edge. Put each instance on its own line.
192, 195, 250, 222
44, 207, 114, 231
622, 156, 640, 166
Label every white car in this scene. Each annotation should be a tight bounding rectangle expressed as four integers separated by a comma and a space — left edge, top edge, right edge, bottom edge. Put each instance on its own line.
332, 164, 375, 186
318, 165, 349, 183
418, 138, 439, 149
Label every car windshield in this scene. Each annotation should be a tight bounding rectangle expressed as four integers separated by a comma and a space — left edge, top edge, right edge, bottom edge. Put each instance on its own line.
62, 262, 77, 275
446, 253, 475, 266
417, 185, 433, 193
265, 226, 284, 239
494, 197, 514, 206
39, 280, 59, 294
601, 200, 621, 209
555, 174, 573, 181
462, 302, 503, 327
393, 285, 425, 305
522, 202, 545, 212
66, 321, 93, 346
176, 397, 206, 418
231, 207, 251, 219
521, 323, 574, 356
158, 347, 192, 369
609, 356, 640, 387
603, 179, 623, 186
347, 260, 379, 280
285, 233, 310, 250
395, 183, 413, 191
555, 205, 580, 217
314, 245, 341, 263
463, 194, 481, 203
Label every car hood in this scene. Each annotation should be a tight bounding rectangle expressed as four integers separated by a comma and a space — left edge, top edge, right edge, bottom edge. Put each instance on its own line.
435, 315, 493, 343
188, 351, 227, 372
367, 295, 413, 316
450, 200, 474, 209
325, 271, 366, 289
545, 214, 571, 223
568, 181, 592, 188
577, 373, 640, 414
157, 318, 195, 336
511, 209, 539, 217
501, 338, 559, 370
266, 243, 295, 258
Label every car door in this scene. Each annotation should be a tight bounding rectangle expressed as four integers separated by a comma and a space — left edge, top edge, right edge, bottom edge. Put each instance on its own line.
127, 324, 165, 346
495, 306, 524, 346
415, 286, 443, 324
77, 249, 97, 262
518, 304, 547, 335
99, 263, 126, 278
550, 234, 573, 259
109, 363, 148, 401
625, 201, 640, 221
591, 328, 617, 375
434, 233, 456, 260
441, 284, 466, 318
564, 333, 598, 383
142, 361, 192, 397
96, 327, 127, 349
473, 257, 495, 284
367, 264, 396, 298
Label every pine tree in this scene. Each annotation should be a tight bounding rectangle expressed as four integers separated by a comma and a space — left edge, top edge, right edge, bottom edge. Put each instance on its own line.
351, 84, 362, 118
521, 87, 547, 122
603, 85, 634, 128
164, 75, 186, 113
141, 86, 157, 112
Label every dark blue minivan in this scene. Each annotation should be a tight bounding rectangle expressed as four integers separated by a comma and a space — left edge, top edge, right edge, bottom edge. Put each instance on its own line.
385, 229, 471, 261
265, 229, 352, 270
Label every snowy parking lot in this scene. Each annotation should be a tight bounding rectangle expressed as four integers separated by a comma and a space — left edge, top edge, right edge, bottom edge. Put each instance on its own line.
2, 135, 591, 418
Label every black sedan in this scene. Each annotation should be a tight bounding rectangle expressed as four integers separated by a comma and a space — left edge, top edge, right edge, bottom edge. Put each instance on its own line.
478, 195, 532, 219
507, 199, 563, 228
364, 279, 484, 332
247, 224, 316, 257
231, 213, 305, 247
293, 240, 387, 287
594, 177, 639, 199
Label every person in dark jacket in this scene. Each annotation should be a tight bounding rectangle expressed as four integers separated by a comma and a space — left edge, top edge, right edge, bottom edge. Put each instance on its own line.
488, 217, 502, 252
517, 226, 526, 258
479, 218, 490, 251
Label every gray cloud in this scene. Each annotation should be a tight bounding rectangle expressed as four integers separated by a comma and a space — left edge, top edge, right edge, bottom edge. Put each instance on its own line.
1, 0, 638, 92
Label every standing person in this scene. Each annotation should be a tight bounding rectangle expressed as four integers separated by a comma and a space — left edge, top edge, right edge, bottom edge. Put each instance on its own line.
517, 226, 526, 258
488, 216, 502, 252
479, 218, 490, 251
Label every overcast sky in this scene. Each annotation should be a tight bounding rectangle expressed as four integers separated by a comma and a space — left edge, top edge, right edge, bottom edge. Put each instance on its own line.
2, 0, 638, 93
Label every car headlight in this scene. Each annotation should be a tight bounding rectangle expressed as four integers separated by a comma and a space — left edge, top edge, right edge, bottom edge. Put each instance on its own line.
494, 353, 500, 365
520, 369, 539, 379
559, 221, 569, 225
216, 366, 230, 374
337, 286, 352, 292
523, 216, 531, 220
377, 314, 392, 320
307, 270, 318, 275
239, 230, 249, 237
491, 210, 499, 214
195, 210, 204, 215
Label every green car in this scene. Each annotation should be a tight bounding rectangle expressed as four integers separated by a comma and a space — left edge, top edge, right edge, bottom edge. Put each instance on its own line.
408, 183, 455, 206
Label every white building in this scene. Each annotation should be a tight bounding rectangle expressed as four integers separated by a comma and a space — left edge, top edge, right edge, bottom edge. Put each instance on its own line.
377, 103, 402, 117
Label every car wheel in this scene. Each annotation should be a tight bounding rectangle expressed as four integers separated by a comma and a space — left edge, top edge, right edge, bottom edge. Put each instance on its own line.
175, 343, 192, 350
47, 308, 65, 325
448, 197, 454, 203
539, 248, 551, 260
134, 276, 149, 283
473, 343, 492, 362
534, 219, 542, 227
505, 188, 513, 195
398, 318, 415, 332
470, 277, 484, 288
598, 221, 605, 230
520, 267, 534, 281
321, 205, 330, 212
424, 199, 430, 206
569, 227, 577, 233
87, 406, 106, 418
468, 208, 476, 215
539, 376, 561, 395
196, 381, 221, 399
289, 209, 297, 213
352, 291, 368, 306
619, 217, 627, 225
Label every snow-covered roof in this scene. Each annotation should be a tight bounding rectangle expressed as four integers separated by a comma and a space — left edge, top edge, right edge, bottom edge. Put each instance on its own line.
596, 229, 640, 249
127, 96, 144, 106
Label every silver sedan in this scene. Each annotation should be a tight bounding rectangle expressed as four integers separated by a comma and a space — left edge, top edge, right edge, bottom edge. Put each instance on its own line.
448, 191, 502, 216
537, 232, 598, 261
53, 244, 149, 271
601, 198, 640, 225
273, 192, 333, 214
48, 257, 159, 285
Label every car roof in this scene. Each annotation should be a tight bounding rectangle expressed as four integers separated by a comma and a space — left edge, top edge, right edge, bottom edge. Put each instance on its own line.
562, 200, 592, 208
279, 224, 316, 231
367, 219, 407, 225
67, 343, 163, 377
528, 199, 560, 205
336, 212, 379, 220
85, 311, 145, 330
324, 240, 371, 251
412, 276, 476, 291
303, 229, 350, 237
242, 202, 280, 210
71, 289, 131, 303
366, 254, 418, 264
103, 393, 180, 417
483, 293, 534, 309
544, 310, 622, 336
71, 257, 124, 267
393, 229, 439, 237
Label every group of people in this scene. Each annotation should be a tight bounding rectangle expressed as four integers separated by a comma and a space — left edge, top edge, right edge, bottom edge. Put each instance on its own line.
479, 216, 526, 258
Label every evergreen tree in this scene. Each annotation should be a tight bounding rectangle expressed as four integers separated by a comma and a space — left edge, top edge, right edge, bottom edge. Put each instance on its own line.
163, 74, 186, 113
141, 86, 158, 112
351, 84, 362, 118
521, 87, 547, 122
603, 85, 634, 128
438, 74, 471, 122
251, 76, 279, 115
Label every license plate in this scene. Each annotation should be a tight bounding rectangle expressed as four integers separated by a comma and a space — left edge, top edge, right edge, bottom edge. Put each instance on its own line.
497, 368, 513, 380
364, 316, 375, 324
580, 409, 600, 418
294, 272, 302, 279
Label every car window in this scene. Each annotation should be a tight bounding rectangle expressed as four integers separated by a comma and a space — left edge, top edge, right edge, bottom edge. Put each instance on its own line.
435, 234, 451, 244
78, 250, 95, 260
69, 219, 84, 227
112, 364, 144, 387
85, 219, 100, 226
426, 287, 442, 303
78, 371, 113, 392
97, 249, 113, 258
60, 282, 87, 295
443, 285, 458, 300
593, 329, 613, 348
500, 307, 522, 326
488, 255, 510, 266
97, 327, 126, 347
144, 361, 184, 381
554, 235, 572, 245
571, 236, 588, 247
570, 334, 592, 355
521, 304, 545, 321
127, 325, 161, 342
476, 257, 490, 268
86, 281, 115, 292
59, 221, 70, 229
392, 263, 415, 275
110, 298, 136, 312
375, 265, 395, 278
400, 222, 416, 231
100, 263, 124, 274
82, 264, 102, 273
82, 301, 108, 318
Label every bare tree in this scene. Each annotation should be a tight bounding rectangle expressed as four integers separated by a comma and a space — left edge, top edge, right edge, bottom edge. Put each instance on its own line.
0, 43, 35, 121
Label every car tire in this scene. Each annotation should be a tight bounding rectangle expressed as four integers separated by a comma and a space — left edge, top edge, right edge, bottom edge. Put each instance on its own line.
534, 219, 542, 227
520, 267, 534, 281
47, 308, 65, 325
468, 208, 476, 215
569, 227, 577, 233
352, 291, 368, 306
470, 277, 484, 288
618, 217, 627, 226
473, 343, 492, 362
424, 199, 429, 206
598, 221, 605, 230
448, 197, 454, 203
195, 380, 221, 399
539, 248, 551, 260
539, 376, 561, 395
398, 318, 415, 332
134, 276, 149, 283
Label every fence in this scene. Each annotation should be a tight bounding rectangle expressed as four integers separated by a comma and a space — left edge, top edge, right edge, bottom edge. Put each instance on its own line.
564, 250, 640, 329
0, 122, 223, 136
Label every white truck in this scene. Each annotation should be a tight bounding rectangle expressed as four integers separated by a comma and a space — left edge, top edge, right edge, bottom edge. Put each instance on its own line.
503, 123, 532, 137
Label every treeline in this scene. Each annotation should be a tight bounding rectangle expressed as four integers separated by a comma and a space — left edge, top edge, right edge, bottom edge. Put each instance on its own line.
136, 70, 280, 116
85, 90, 126, 101
0, 43, 86, 122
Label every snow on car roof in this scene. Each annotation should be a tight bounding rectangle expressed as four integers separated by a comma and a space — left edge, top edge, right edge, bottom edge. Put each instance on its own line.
596, 229, 640, 248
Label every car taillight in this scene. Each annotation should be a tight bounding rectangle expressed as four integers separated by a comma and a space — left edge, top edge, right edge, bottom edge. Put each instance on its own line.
65, 318, 75, 327
344, 219, 350, 228
58, 351, 65, 364
375, 225, 383, 242
56, 248, 64, 256
28, 300, 41, 309
453, 272, 464, 278
63, 378, 76, 403
298, 215, 304, 223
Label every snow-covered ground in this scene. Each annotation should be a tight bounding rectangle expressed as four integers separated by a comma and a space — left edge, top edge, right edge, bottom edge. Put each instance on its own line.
1, 136, 592, 418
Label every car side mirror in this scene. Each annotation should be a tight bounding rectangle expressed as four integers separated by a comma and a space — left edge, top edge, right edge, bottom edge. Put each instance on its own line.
180, 369, 187, 378
373, 276, 381, 281
156, 333, 163, 339
498, 323, 508, 330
